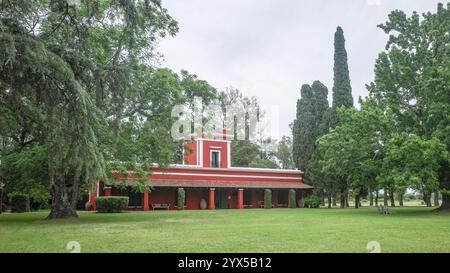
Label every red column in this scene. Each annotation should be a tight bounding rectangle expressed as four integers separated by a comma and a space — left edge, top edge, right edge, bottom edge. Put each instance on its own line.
238, 189, 244, 209
209, 188, 215, 210
104, 187, 112, 196
143, 190, 149, 211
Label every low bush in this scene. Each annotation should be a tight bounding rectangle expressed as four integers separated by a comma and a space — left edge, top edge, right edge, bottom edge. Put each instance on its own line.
10, 193, 30, 213
304, 195, 321, 208
96, 196, 129, 213
177, 188, 185, 210
289, 189, 296, 208
264, 189, 272, 209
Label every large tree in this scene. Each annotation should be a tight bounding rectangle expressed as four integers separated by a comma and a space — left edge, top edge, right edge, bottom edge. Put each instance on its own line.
311, 81, 329, 137
0, 0, 179, 218
276, 136, 294, 169
316, 101, 388, 208
292, 84, 315, 175
368, 2, 450, 210
323, 26, 354, 207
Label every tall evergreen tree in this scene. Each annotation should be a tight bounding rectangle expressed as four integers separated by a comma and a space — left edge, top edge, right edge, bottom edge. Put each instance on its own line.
311, 81, 329, 138
329, 26, 354, 207
292, 84, 315, 176
332, 26, 353, 108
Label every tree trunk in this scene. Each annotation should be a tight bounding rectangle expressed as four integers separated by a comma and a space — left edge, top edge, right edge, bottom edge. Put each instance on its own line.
375, 190, 378, 206
0, 188, 3, 214
399, 194, 404, 207
332, 193, 337, 207
433, 192, 440, 207
327, 194, 332, 209
437, 193, 450, 211
355, 194, 360, 209
46, 176, 79, 219
340, 189, 346, 208
423, 191, 432, 207
383, 188, 388, 206
369, 190, 374, 207
388, 188, 395, 207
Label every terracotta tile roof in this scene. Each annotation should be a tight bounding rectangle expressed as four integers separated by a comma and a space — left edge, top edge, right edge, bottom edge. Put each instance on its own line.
122, 178, 313, 189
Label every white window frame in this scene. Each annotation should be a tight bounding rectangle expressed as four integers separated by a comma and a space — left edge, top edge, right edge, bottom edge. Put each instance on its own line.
210, 150, 221, 168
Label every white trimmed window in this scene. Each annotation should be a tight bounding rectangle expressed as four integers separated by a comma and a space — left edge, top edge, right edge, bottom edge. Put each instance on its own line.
211, 150, 221, 168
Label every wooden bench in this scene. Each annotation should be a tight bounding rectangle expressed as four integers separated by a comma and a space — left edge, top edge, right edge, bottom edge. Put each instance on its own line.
152, 203, 170, 210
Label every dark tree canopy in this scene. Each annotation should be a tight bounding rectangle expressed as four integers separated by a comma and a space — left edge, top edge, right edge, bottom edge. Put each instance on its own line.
0, 0, 180, 218
293, 84, 315, 173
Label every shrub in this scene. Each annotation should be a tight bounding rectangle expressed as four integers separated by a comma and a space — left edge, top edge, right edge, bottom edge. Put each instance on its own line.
1, 202, 7, 212
96, 196, 129, 213
10, 193, 30, 213
289, 189, 296, 208
28, 186, 51, 211
76, 192, 89, 210
264, 189, 272, 209
177, 188, 185, 210
304, 195, 321, 208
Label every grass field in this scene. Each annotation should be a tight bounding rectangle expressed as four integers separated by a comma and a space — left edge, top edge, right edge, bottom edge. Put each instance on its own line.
0, 207, 449, 253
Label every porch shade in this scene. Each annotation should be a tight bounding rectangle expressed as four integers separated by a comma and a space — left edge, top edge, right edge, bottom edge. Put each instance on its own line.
122, 178, 313, 189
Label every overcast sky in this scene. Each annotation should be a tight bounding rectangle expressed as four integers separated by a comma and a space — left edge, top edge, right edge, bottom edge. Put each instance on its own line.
158, 0, 444, 139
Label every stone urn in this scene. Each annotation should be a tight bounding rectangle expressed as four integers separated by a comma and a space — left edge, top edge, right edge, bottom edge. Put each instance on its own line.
85, 201, 92, 211
200, 198, 207, 210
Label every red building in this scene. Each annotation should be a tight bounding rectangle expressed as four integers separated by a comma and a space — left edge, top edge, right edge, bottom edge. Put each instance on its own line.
89, 131, 313, 210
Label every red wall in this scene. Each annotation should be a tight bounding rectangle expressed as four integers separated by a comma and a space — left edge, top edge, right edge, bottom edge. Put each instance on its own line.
149, 188, 176, 210
148, 187, 209, 210
185, 188, 208, 209
202, 140, 228, 168
184, 142, 197, 165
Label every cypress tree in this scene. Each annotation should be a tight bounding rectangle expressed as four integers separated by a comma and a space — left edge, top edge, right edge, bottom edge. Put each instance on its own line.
327, 26, 354, 208
311, 81, 329, 139
292, 85, 315, 174
332, 26, 353, 108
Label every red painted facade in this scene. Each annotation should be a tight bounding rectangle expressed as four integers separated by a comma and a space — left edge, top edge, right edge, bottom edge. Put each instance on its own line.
90, 133, 312, 210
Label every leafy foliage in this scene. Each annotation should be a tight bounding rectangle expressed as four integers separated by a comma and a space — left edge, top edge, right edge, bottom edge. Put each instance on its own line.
304, 195, 321, 208
96, 196, 129, 213
0, 0, 180, 218
264, 189, 272, 209
177, 188, 185, 210
9, 192, 29, 213
289, 189, 296, 208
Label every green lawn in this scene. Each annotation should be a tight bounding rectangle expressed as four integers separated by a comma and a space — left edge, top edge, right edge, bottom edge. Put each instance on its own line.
0, 207, 449, 253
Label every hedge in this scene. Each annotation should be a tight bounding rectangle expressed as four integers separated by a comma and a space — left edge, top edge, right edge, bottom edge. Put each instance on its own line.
264, 189, 272, 209
304, 195, 321, 208
177, 188, 185, 210
10, 193, 30, 213
96, 196, 129, 213
289, 189, 296, 208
